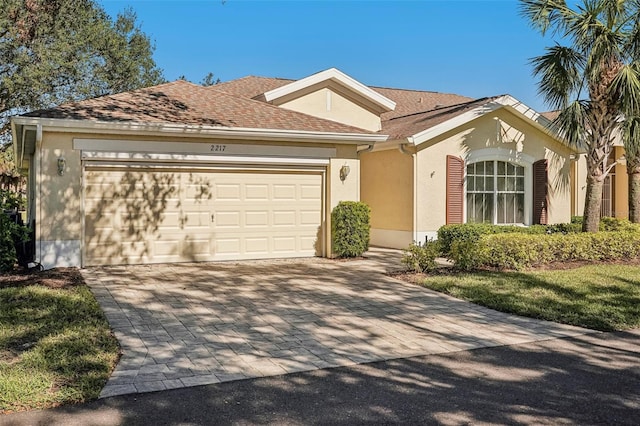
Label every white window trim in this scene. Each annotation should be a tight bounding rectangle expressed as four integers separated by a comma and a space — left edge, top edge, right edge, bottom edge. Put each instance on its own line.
464, 148, 534, 225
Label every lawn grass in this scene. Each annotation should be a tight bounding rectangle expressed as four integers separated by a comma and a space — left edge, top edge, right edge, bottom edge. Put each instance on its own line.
414, 264, 640, 331
0, 269, 119, 414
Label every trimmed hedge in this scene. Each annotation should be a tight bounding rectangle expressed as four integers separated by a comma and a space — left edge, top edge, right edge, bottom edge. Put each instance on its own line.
331, 201, 370, 258
450, 231, 640, 270
437, 223, 581, 257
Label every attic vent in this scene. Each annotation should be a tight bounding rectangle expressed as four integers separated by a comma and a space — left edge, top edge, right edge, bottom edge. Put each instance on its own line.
418, 97, 423, 103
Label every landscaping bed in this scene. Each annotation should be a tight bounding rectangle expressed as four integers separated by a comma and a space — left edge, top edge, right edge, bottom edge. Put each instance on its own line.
0, 268, 119, 414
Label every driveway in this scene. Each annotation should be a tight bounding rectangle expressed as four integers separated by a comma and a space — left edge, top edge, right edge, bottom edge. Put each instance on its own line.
83, 248, 591, 398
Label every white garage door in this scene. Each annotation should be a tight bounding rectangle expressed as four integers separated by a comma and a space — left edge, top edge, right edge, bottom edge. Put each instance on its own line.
83, 167, 323, 266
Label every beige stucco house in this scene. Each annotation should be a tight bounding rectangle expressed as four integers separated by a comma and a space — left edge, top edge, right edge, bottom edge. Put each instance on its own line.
11, 68, 577, 268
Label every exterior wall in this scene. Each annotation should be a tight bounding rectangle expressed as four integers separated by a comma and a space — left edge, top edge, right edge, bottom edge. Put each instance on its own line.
36, 132, 83, 267
33, 131, 360, 268
414, 109, 573, 238
326, 145, 360, 256
360, 149, 414, 248
572, 146, 628, 219
613, 146, 628, 219
279, 88, 382, 132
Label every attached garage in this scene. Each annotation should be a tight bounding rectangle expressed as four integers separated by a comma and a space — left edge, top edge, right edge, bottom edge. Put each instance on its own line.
83, 165, 324, 266
10, 71, 392, 269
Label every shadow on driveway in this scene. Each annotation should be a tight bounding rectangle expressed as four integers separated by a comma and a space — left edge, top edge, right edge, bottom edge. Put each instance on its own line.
4, 329, 639, 425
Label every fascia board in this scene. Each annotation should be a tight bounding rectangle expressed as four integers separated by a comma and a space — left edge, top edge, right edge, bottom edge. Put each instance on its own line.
409, 95, 565, 147
263, 68, 396, 112
10, 120, 21, 171
11, 116, 389, 144
408, 103, 502, 145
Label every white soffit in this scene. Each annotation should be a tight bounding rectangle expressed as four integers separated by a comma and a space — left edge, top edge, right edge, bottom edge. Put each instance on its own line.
263, 68, 396, 113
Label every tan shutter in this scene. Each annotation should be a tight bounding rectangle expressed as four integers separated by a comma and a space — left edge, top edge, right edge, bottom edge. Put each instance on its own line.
446, 155, 464, 224
533, 159, 548, 225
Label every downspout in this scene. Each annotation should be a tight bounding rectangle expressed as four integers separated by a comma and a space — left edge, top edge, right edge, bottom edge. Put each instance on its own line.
357, 144, 374, 156
398, 141, 419, 243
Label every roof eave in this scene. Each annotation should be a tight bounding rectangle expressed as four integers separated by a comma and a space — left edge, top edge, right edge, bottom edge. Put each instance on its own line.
11, 116, 388, 144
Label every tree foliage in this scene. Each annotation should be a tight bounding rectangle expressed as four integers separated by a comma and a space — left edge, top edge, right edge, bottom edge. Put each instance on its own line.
0, 0, 164, 139
520, 0, 640, 231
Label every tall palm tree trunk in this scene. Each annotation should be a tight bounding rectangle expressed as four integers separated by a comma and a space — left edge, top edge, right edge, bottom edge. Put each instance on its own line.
583, 175, 604, 232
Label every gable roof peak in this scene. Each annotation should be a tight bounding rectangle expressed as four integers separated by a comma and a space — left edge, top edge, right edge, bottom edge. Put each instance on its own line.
262, 68, 396, 114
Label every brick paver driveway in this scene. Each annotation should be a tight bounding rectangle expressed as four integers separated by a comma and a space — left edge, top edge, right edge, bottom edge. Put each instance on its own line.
83, 249, 591, 398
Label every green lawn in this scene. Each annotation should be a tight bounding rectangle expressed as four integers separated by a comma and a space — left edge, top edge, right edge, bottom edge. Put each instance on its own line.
414, 264, 640, 331
0, 269, 119, 414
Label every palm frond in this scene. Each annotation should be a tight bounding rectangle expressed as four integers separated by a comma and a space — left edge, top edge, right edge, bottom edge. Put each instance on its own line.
551, 100, 590, 149
622, 2, 640, 59
530, 44, 585, 109
609, 62, 640, 115
519, 0, 573, 36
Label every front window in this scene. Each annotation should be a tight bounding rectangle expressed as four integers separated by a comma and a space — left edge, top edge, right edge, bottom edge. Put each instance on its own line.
467, 160, 525, 224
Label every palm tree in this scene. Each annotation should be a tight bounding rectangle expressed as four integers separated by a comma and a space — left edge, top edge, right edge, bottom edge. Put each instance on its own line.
520, 0, 640, 232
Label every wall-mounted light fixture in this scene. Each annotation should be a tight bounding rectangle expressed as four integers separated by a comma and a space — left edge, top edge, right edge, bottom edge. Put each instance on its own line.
339, 164, 350, 181
57, 157, 66, 176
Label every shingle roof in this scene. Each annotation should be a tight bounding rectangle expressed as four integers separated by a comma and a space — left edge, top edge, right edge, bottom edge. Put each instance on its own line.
381, 97, 502, 140
207, 76, 473, 122
24, 80, 372, 134
23, 74, 501, 141
540, 110, 560, 121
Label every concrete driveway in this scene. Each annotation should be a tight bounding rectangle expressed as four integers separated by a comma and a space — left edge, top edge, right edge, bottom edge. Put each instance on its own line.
83, 249, 591, 398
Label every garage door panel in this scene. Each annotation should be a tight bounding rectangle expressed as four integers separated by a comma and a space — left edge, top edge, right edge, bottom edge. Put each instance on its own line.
245, 184, 269, 200
273, 184, 296, 200
273, 211, 296, 226
245, 211, 269, 227
182, 211, 211, 228
273, 237, 296, 252
300, 184, 321, 199
216, 184, 241, 200
84, 168, 323, 266
215, 211, 241, 227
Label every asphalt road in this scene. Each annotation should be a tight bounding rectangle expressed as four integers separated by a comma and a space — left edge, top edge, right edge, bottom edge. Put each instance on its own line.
2, 329, 639, 426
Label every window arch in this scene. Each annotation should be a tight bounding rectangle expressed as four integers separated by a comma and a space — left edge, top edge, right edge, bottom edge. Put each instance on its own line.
466, 160, 525, 224
464, 148, 535, 225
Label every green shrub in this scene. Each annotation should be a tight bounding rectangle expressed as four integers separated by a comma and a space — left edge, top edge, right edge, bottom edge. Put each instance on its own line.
437, 224, 517, 257
450, 231, 640, 271
331, 201, 370, 258
599, 217, 640, 232
0, 189, 29, 273
402, 240, 440, 273
437, 223, 581, 257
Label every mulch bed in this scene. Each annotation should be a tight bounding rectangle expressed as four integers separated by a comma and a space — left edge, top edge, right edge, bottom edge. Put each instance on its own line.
0, 267, 84, 289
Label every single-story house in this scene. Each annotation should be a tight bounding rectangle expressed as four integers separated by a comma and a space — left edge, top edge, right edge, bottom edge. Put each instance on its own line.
11, 68, 579, 268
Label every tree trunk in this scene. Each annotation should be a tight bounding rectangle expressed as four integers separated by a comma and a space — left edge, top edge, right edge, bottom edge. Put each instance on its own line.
583, 177, 604, 232
628, 167, 640, 223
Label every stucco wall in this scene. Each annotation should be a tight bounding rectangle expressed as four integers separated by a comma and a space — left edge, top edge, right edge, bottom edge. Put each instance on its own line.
572, 145, 628, 220
279, 88, 381, 131
360, 149, 414, 248
414, 109, 573, 237
613, 146, 628, 219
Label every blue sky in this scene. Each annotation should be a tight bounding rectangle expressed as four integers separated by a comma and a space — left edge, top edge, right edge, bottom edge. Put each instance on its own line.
100, 0, 559, 112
